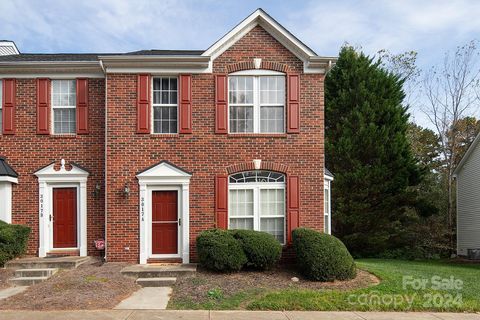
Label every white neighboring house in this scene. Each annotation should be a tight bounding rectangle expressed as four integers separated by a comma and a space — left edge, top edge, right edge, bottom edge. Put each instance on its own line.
454, 133, 480, 257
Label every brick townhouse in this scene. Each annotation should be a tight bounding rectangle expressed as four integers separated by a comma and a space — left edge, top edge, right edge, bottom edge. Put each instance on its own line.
0, 9, 334, 264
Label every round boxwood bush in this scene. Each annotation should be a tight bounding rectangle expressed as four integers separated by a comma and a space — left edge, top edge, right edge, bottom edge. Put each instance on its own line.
229, 229, 282, 270
196, 229, 247, 272
292, 228, 356, 281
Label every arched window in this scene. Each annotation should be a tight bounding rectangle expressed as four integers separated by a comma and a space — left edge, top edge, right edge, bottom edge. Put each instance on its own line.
229, 170, 285, 243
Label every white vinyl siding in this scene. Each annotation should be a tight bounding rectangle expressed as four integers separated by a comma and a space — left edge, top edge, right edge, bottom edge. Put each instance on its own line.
52, 80, 76, 134
456, 140, 480, 256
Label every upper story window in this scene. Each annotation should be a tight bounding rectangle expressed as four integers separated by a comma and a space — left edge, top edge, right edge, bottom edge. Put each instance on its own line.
0, 79, 3, 133
229, 73, 285, 134
52, 80, 76, 134
229, 170, 286, 243
153, 77, 178, 134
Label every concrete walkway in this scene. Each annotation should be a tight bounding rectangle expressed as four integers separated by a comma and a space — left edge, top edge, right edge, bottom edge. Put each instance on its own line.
0, 286, 28, 300
114, 287, 172, 310
1, 310, 479, 320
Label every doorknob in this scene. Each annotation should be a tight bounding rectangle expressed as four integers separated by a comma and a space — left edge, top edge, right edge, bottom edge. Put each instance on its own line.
178, 218, 182, 226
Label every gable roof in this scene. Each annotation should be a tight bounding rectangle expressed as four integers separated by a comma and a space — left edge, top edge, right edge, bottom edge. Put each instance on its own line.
454, 133, 480, 176
203, 8, 316, 60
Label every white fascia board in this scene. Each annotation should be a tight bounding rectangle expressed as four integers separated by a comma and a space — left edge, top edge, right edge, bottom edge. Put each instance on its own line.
0, 176, 18, 184
100, 56, 211, 74
324, 174, 334, 181
453, 133, 480, 176
0, 73, 105, 79
0, 61, 104, 78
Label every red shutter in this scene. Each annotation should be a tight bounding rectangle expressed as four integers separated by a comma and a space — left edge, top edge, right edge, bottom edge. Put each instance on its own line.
37, 78, 50, 135
215, 74, 228, 134
179, 74, 192, 133
76, 78, 89, 134
2, 79, 16, 135
137, 74, 151, 133
215, 175, 228, 229
287, 175, 300, 243
287, 73, 300, 133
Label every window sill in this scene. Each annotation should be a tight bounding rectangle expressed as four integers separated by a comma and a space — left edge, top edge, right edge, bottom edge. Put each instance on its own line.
227, 133, 288, 138
49, 134, 78, 139
150, 133, 180, 139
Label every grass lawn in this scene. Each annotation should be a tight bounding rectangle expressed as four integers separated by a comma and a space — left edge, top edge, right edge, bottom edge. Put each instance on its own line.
169, 259, 480, 312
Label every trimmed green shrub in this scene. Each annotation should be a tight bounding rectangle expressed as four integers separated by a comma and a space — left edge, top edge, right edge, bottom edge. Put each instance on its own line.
292, 228, 356, 281
196, 229, 247, 272
0, 220, 31, 267
230, 229, 282, 270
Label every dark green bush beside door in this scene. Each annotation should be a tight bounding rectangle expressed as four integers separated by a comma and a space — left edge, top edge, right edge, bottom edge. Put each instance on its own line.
0, 220, 31, 266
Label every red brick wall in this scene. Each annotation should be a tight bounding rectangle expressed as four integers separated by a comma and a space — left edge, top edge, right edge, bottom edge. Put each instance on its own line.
105, 25, 325, 262
0, 78, 105, 256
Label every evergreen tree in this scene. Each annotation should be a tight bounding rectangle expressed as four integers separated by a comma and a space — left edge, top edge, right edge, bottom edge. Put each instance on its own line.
325, 46, 421, 257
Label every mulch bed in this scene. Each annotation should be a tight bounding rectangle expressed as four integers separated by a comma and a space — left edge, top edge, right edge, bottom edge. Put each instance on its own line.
0, 269, 14, 290
0, 260, 140, 310
170, 266, 379, 306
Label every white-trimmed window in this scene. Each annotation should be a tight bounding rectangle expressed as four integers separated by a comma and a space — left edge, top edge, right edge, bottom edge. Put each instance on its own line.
229, 170, 286, 243
0, 79, 3, 133
229, 73, 285, 134
52, 80, 76, 134
153, 77, 178, 134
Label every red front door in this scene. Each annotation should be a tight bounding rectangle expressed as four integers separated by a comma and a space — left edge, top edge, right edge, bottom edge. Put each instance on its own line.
53, 188, 77, 248
152, 191, 178, 254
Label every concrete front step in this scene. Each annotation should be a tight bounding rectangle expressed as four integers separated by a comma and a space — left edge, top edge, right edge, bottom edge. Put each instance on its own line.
8, 276, 49, 286
121, 264, 196, 279
15, 268, 58, 278
136, 277, 177, 287
5, 256, 90, 270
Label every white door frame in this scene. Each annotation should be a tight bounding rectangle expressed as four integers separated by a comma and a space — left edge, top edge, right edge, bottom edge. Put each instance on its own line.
147, 186, 182, 259
137, 161, 191, 264
35, 160, 89, 257
49, 184, 80, 251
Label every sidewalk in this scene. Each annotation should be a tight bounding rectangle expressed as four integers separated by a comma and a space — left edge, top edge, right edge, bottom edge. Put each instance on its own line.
1, 310, 480, 320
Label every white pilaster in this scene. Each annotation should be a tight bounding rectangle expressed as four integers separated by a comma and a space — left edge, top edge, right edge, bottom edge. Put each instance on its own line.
139, 183, 148, 264
182, 183, 190, 264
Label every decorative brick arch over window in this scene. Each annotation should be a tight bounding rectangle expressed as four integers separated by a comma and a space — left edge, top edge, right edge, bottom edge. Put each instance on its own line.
215, 161, 299, 244
225, 161, 289, 175
225, 61, 290, 74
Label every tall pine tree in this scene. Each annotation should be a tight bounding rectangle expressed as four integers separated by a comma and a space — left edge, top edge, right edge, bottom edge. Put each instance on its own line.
325, 47, 421, 257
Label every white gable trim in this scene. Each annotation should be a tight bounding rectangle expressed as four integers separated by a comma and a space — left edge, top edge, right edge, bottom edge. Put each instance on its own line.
203, 9, 316, 62
202, 9, 335, 74
454, 133, 480, 176
34, 160, 89, 181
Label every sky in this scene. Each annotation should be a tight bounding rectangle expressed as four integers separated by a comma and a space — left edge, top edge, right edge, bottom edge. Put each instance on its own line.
1, 0, 480, 126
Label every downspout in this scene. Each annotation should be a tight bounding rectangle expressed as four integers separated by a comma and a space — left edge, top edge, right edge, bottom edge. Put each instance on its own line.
100, 59, 108, 261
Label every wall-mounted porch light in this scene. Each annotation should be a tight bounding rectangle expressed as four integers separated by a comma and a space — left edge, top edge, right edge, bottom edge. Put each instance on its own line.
93, 183, 101, 198
123, 184, 130, 197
